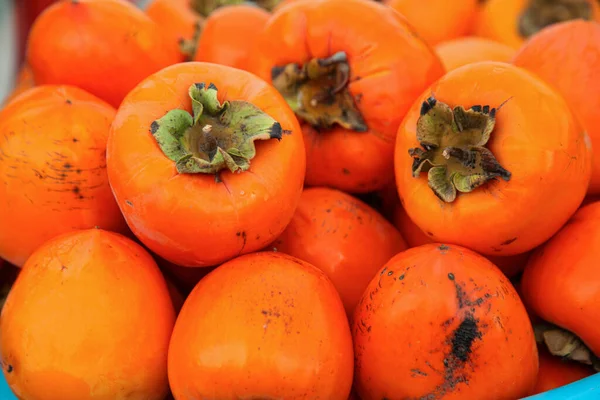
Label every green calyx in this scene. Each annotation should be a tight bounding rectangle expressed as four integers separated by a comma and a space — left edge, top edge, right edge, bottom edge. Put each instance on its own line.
518, 0, 592, 39
150, 83, 284, 175
534, 322, 600, 371
271, 51, 367, 132
408, 97, 511, 202
191, 0, 281, 17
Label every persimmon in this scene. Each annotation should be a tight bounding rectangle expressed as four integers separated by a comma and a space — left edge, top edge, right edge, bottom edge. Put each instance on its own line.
474, 0, 600, 48
392, 204, 531, 277
247, 0, 444, 193
26, 0, 181, 108
0, 85, 127, 267
0, 229, 176, 400
3, 63, 35, 105
435, 37, 516, 72
521, 201, 600, 370
395, 61, 591, 257
353, 243, 538, 399
193, 5, 270, 69
106, 62, 305, 267
385, 0, 479, 45
271, 187, 407, 317
512, 20, 600, 195
531, 346, 594, 395
168, 251, 354, 399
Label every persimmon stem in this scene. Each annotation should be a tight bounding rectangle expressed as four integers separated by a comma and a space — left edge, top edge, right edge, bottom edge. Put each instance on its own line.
150, 83, 284, 174
271, 51, 367, 133
408, 96, 511, 202
179, 20, 203, 61
519, 0, 593, 39
534, 322, 600, 372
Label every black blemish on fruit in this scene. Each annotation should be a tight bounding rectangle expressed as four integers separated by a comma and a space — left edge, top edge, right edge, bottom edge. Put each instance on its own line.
342, 168, 351, 175
150, 121, 159, 134
6, 365, 13, 373
63, 162, 72, 169
448, 273, 455, 280
450, 314, 482, 362
501, 237, 517, 246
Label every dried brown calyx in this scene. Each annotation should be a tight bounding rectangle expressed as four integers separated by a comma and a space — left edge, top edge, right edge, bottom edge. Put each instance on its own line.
408, 97, 511, 202
535, 322, 600, 371
271, 51, 367, 132
519, 0, 593, 39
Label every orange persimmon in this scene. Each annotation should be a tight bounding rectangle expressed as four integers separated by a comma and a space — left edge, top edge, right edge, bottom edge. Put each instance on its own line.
271, 187, 407, 317
474, 0, 600, 49
513, 20, 600, 195
0, 229, 176, 400
193, 4, 270, 69
168, 251, 354, 399
0, 85, 127, 267
521, 201, 600, 367
353, 243, 538, 399
435, 36, 516, 72
106, 62, 305, 267
531, 346, 595, 395
385, 0, 479, 45
247, 0, 444, 193
26, 0, 181, 108
395, 61, 591, 257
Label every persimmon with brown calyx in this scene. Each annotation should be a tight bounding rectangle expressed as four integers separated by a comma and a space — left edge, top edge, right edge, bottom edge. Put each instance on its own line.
521, 201, 600, 372
106, 62, 305, 267
385, 0, 479, 45
0, 229, 176, 400
271, 187, 407, 318
168, 251, 354, 399
474, 0, 600, 48
435, 36, 516, 72
27, 0, 181, 108
353, 243, 538, 399
247, 0, 444, 193
0, 85, 128, 267
193, 4, 270, 69
395, 61, 591, 257
512, 20, 600, 196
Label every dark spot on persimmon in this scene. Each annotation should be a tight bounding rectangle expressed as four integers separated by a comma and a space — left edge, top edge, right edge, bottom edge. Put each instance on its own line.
125, 200, 133, 207
63, 162, 72, 169
439, 244, 450, 252
75, 168, 82, 174
342, 168, 350, 175
325, 208, 332, 213
426, 231, 434, 236
448, 273, 455, 281
387, 270, 393, 276
72, 186, 80, 195
501, 237, 517, 246
6, 365, 13, 373
150, 121, 159, 134
398, 274, 405, 280
61, 265, 67, 271
72, 137, 78, 143
450, 314, 481, 362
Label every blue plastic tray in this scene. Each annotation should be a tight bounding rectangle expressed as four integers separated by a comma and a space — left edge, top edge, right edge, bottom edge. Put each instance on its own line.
1, 370, 599, 400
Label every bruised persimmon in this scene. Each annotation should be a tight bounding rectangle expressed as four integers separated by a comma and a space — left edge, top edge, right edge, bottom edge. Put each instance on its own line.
435, 36, 516, 72
0, 229, 176, 400
106, 62, 305, 267
353, 243, 538, 399
385, 0, 479, 45
513, 20, 600, 195
521, 201, 600, 370
395, 61, 591, 257
0, 85, 127, 267
168, 251, 354, 399
531, 346, 594, 395
26, 0, 181, 108
193, 4, 270, 69
271, 187, 407, 317
474, 0, 600, 48
247, 0, 444, 193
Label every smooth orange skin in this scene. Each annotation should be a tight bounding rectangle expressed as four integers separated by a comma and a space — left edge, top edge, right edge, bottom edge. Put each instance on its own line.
145, 0, 201, 61
0, 85, 128, 267
530, 346, 594, 395
435, 36, 516, 72
474, 0, 600, 49
194, 5, 270, 70
353, 243, 538, 400
386, 0, 479, 45
395, 61, 592, 256
168, 251, 354, 399
247, 0, 444, 193
392, 204, 531, 278
26, 0, 181, 108
512, 20, 600, 195
521, 201, 600, 356
0, 229, 176, 400
4, 63, 36, 105
271, 187, 408, 318
107, 62, 305, 267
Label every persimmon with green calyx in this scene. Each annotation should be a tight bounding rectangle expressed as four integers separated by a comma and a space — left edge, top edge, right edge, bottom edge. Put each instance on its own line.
353, 243, 538, 399
26, 0, 181, 108
521, 201, 600, 372
395, 61, 592, 256
247, 0, 445, 193
106, 62, 305, 268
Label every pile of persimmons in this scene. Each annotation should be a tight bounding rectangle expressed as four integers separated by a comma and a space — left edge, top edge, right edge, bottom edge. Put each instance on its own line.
1, 0, 600, 399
